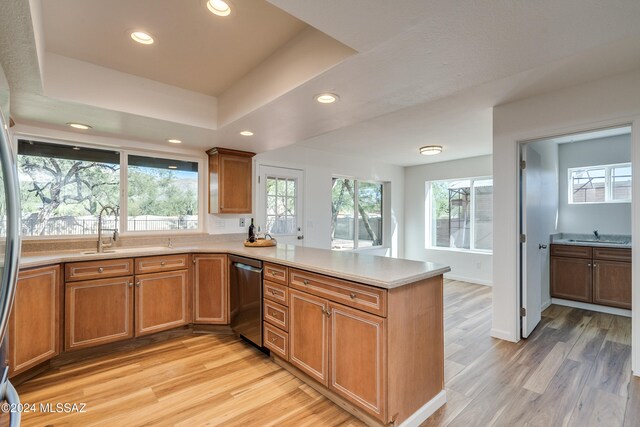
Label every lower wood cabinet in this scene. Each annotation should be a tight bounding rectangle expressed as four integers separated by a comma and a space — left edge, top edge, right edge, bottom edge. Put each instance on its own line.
593, 260, 631, 309
65, 275, 134, 351
135, 269, 190, 336
550, 256, 592, 302
193, 254, 228, 324
9, 265, 61, 376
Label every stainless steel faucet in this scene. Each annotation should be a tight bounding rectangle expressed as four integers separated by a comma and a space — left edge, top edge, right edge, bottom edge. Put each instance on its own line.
97, 205, 119, 253
593, 229, 600, 240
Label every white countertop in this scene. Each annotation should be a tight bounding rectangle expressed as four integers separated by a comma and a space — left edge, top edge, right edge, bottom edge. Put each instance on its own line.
19, 242, 450, 290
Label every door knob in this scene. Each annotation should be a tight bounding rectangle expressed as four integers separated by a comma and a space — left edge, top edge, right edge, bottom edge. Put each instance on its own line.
539, 244, 548, 250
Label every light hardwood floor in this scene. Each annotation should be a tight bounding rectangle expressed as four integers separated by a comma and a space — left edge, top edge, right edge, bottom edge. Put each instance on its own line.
14, 279, 638, 426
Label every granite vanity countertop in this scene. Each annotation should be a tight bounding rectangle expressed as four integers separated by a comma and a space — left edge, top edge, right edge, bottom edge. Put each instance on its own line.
19, 242, 450, 290
550, 233, 632, 249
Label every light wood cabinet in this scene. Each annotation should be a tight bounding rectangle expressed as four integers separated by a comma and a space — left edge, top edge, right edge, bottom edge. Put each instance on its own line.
9, 265, 61, 376
289, 289, 329, 386
65, 275, 134, 351
329, 302, 386, 420
193, 254, 228, 324
550, 244, 631, 308
135, 269, 189, 336
207, 147, 255, 214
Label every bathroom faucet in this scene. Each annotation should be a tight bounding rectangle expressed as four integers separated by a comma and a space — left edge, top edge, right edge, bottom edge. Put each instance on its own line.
593, 229, 600, 240
97, 205, 119, 253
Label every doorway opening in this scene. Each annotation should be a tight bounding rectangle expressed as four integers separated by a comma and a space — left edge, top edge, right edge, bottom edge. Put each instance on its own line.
519, 125, 632, 338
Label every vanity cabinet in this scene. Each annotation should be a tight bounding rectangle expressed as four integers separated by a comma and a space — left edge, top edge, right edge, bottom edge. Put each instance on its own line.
550, 244, 631, 309
9, 265, 61, 376
207, 147, 255, 214
193, 254, 228, 324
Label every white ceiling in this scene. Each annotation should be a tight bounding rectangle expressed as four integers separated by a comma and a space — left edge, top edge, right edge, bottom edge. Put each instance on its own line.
1, 0, 639, 166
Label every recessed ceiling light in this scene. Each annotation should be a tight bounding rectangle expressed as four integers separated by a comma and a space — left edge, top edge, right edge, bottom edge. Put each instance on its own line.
315, 93, 339, 104
131, 31, 154, 45
67, 123, 92, 130
207, 0, 231, 16
167, 139, 182, 144
419, 145, 443, 156
168, 165, 178, 169
240, 130, 253, 136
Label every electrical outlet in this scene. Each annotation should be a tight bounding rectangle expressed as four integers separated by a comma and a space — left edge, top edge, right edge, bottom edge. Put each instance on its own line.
239, 218, 246, 227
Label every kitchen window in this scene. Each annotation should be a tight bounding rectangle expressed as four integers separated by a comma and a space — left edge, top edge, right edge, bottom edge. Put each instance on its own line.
428, 178, 493, 252
568, 163, 632, 204
331, 177, 383, 250
17, 139, 200, 236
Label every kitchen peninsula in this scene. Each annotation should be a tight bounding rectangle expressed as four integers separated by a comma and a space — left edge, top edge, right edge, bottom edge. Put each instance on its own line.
15, 241, 449, 427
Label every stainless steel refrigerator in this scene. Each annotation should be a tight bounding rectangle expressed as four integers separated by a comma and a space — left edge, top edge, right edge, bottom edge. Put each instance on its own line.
0, 62, 23, 426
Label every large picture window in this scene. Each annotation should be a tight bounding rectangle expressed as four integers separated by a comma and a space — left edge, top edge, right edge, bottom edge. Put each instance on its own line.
331, 177, 383, 250
17, 139, 200, 236
568, 163, 631, 204
429, 178, 493, 251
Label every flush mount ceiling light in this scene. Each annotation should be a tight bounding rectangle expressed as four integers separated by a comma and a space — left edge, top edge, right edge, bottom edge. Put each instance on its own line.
167, 138, 182, 144
240, 130, 253, 136
315, 93, 339, 104
168, 165, 178, 169
67, 122, 92, 130
419, 145, 443, 156
207, 0, 232, 16
130, 31, 155, 45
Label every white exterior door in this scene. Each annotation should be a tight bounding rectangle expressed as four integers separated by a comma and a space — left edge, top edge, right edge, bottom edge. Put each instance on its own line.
257, 165, 304, 246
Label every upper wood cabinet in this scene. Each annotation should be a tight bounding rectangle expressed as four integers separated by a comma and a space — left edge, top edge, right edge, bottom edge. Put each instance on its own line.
9, 265, 61, 377
207, 147, 255, 214
193, 254, 228, 324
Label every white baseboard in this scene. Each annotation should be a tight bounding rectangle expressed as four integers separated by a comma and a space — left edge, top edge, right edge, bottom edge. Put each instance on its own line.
490, 327, 517, 342
541, 299, 552, 311
399, 390, 447, 427
551, 298, 631, 317
443, 273, 492, 286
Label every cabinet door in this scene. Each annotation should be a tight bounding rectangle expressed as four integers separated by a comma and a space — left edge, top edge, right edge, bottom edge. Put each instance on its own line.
550, 256, 592, 302
135, 269, 189, 336
329, 302, 386, 421
194, 254, 228, 324
9, 265, 60, 376
65, 276, 134, 351
218, 154, 252, 213
289, 289, 329, 386
593, 260, 631, 309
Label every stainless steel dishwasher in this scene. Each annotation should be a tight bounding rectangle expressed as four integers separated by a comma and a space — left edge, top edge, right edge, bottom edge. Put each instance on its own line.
229, 255, 263, 347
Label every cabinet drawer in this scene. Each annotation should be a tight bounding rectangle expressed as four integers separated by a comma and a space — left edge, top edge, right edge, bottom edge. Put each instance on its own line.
290, 269, 387, 317
593, 247, 631, 262
264, 263, 288, 286
264, 299, 289, 332
264, 281, 288, 306
65, 258, 134, 282
550, 244, 592, 259
264, 322, 288, 360
135, 254, 189, 274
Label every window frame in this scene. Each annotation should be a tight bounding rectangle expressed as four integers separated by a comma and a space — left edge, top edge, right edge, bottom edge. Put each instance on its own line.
567, 162, 632, 205
426, 176, 493, 254
331, 175, 386, 251
15, 134, 206, 239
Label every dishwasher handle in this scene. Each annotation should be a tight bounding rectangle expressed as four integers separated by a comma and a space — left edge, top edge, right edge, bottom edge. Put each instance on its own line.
233, 262, 263, 274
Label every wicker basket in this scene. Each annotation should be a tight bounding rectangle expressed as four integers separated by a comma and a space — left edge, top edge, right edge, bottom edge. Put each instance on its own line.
243, 238, 277, 247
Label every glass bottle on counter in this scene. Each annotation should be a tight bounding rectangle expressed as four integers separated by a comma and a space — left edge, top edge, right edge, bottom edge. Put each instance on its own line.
248, 218, 255, 242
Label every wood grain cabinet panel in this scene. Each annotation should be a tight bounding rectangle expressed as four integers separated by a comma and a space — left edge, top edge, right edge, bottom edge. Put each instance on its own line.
289, 289, 329, 386
593, 247, 632, 262
550, 256, 592, 302
593, 260, 631, 309
135, 270, 189, 336
264, 322, 288, 361
135, 254, 189, 274
263, 299, 288, 332
264, 281, 288, 306
264, 263, 288, 286
193, 254, 228, 324
9, 265, 60, 376
550, 244, 593, 259
329, 302, 386, 421
207, 147, 255, 214
65, 276, 134, 351
65, 258, 134, 282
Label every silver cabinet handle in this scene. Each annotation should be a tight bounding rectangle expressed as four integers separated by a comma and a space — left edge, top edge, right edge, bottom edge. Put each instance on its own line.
136, 281, 141, 287
349, 292, 357, 299
587, 263, 592, 267
270, 271, 277, 276
128, 282, 133, 287
98, 267, 104, 273
269, 289, 276, 295
270, 337, 277, 343
323, 308, 332, 317
160, 261, 166, 266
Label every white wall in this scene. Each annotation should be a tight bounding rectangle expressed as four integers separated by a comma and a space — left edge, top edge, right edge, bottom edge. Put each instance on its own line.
404, 155, 492, 285
557, 134, 632, 235
210, 144, 405, 257
492, 69, 640, 372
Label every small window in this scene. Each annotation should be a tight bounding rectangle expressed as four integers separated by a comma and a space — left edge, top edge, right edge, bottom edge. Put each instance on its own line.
265, 176, 297, 235
569, 163, 631, 204
331, 178, 383, 250
429, 178, 493, 252
127, 155, 199, 232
